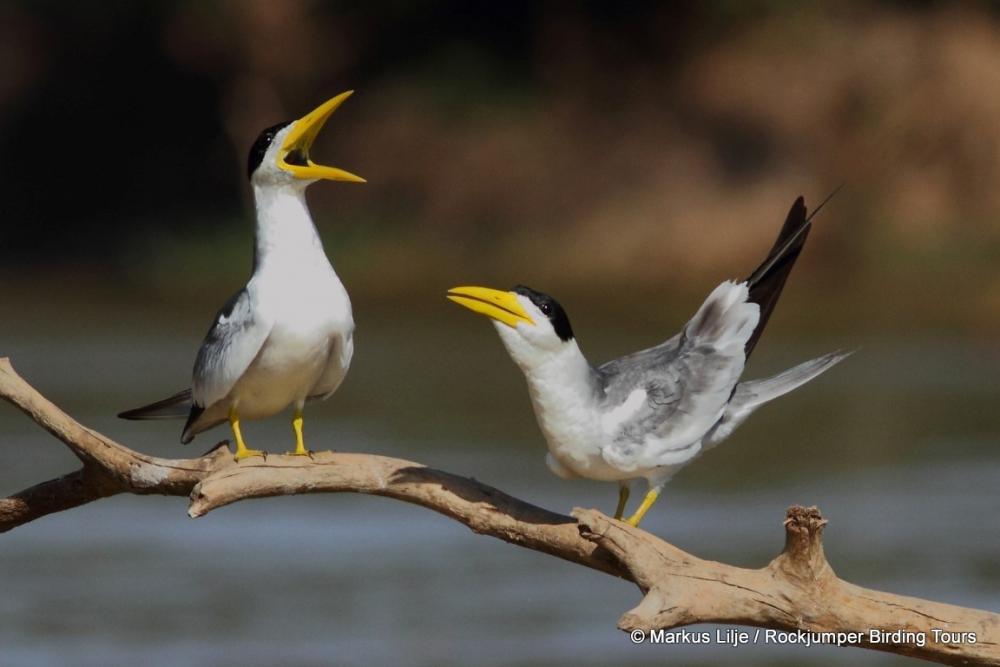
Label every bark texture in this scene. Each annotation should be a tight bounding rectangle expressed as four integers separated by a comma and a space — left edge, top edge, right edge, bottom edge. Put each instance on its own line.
1, 357, 997, 665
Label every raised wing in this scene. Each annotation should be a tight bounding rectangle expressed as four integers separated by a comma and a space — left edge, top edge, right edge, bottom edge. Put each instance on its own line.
598, 281, 759, 472
191, 288, 272, 410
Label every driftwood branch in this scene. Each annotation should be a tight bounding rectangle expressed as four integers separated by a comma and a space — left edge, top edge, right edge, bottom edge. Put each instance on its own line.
1, 357, 997, 665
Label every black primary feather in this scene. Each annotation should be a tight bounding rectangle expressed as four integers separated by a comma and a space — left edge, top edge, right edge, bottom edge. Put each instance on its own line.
742, 188, 840, 358
181, 404, 205, 444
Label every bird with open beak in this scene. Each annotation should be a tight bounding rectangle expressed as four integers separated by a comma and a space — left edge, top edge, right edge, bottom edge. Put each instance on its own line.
121, 92, 364, 461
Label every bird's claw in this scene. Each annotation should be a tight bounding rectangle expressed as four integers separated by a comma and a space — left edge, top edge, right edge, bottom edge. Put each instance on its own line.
285, 449, 314, 458
233, 448, 266, 462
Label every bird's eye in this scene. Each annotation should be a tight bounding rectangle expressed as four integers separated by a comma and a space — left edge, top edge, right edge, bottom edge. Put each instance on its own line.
540, 303, 552, 315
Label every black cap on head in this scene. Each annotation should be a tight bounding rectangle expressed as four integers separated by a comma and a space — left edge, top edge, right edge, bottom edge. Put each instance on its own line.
513, 285, 574, 341
247, 120, 292, 180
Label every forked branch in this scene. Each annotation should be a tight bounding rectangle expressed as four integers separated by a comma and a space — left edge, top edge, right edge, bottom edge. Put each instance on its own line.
1, 357, 997, 665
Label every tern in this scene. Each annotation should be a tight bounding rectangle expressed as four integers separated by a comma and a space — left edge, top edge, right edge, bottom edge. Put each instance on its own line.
120, 92, 365, 461
447, 196, 849, 526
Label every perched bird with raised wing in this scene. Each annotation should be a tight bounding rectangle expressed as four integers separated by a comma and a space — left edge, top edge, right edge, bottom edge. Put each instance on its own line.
120, 92, 365, 461
447, 196, 849, 526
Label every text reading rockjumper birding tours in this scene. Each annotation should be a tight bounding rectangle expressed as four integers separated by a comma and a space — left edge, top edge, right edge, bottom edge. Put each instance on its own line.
629, 628, 977, 648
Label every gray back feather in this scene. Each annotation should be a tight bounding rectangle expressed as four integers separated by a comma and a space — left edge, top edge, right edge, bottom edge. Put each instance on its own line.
597, 282, 757, 462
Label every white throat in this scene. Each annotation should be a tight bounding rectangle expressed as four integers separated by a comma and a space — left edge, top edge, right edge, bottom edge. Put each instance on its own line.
496, 325, 599, 405
252, 184, 330, 273
496, 326, 608, 476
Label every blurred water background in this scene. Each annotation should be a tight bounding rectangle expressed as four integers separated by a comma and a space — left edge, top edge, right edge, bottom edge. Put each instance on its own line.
2, 2, 1000, 666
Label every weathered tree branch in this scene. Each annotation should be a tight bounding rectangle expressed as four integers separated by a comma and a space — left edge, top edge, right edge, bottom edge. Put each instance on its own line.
2, 357, 997, 665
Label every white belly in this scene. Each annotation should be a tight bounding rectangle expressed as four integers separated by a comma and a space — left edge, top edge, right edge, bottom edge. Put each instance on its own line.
537, 386, 702, 484
548, 436, 631, 482
546, 422, 701, 484
230, 270, 353, 420
230, 327, 335, 419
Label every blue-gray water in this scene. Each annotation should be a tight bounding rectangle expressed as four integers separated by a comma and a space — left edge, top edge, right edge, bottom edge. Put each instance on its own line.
2, 291, 998, 666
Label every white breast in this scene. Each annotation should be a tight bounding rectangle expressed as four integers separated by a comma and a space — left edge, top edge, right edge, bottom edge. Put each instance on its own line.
520, 347, 628, 482
231, 262, 353, 419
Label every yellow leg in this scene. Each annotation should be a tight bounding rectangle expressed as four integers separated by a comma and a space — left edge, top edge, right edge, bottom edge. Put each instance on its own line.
286, 408, 312, 457
229, 407, 265, 462
625, 488, 661, 527
614, 484, 630, 520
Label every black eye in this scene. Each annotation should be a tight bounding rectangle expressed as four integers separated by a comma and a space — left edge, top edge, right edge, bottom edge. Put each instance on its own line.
540, 303, 552, 315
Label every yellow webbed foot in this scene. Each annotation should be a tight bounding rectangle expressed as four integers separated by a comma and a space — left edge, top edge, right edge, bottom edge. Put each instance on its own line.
234, 447, 266, 462
229, 407, 266, 462
285, 444, 314, 458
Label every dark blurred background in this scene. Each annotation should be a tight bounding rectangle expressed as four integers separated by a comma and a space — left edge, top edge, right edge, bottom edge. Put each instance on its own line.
3, 1, 1000, 324
1, 3, 999, 667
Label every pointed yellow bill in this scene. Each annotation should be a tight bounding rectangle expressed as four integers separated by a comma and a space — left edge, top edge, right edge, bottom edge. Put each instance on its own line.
278, 90, 366, 183
447, 286, 534, 328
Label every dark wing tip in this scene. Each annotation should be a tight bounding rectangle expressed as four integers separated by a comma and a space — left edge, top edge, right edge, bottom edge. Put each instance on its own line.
118, 388, 192, 420
742, 194, 821, 358
180, 404, 206, 444
786, 196, 808, 232
806, 184, 844, 223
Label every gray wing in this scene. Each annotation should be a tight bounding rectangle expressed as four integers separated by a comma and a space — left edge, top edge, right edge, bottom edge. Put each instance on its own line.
191, 288, 272, 410
598, 281, 759, 470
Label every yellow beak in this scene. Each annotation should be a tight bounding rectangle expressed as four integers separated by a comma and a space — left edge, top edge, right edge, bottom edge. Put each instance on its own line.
447, 286, 534, 328
278, 91, 366, 183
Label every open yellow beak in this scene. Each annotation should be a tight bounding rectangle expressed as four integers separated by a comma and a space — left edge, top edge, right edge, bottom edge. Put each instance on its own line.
278, 91, 366, 183
447, 286, 534, 328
